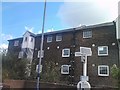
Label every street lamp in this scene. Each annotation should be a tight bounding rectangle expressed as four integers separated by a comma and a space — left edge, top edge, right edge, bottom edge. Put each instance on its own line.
36, 0, 47, 90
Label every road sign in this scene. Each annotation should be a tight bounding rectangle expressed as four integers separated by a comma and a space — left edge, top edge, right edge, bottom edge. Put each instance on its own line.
75, 52, 82, 56
80, 47, 92, 56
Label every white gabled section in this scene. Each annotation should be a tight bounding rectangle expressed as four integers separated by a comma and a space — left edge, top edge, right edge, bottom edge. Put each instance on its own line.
22, 31, 35, 49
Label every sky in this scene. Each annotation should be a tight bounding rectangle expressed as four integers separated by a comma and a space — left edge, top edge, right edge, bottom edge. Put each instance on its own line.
0, 0, 120, 50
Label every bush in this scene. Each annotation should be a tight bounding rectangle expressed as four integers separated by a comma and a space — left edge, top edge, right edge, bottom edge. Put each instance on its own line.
2, 54, 28, 80
111, 64, 120, 89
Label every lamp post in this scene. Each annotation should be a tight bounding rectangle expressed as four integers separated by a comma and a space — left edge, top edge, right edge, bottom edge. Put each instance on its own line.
36, 0, 47, 90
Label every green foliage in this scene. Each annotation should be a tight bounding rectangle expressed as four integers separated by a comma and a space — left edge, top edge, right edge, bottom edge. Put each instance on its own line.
28, 61, 37, 80
111, 64, 120, 89
41, 61, 60, 83
2, 54, 28, 80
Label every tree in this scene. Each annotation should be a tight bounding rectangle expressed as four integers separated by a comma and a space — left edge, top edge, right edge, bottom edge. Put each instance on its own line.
111, 64, 120, 89
41, 61, 60, 83
2, 54, 28, 80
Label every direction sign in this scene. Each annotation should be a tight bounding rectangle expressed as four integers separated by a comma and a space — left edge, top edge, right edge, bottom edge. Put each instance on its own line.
75, 52, 82, 57
80, 47, 92, 56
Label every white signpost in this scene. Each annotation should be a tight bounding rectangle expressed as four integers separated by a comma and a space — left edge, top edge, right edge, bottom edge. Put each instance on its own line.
75, 47, 92, 90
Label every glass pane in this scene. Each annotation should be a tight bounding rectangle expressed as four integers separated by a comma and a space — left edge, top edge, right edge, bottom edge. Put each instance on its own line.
64, 50, 69, 55
63, 66, 68, 72
100, 67, 107, 74
99, 47, 107, 54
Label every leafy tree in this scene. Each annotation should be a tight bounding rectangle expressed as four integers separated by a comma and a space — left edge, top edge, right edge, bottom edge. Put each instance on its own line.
41, 61, 60, 83
111, 64, 120, 89
2, 54, 28, 80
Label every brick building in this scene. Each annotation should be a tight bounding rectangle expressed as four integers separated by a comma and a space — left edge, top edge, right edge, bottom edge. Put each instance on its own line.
8, 21, 120, 88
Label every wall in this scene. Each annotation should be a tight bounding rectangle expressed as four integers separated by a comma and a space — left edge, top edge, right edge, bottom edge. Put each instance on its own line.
33, 24, 119, 87
3, 80, 117, 90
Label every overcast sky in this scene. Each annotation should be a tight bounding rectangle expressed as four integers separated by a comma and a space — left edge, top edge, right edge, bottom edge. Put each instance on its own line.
57, 0, 119, 27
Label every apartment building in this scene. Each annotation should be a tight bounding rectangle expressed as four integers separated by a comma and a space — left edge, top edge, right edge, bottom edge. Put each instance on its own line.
8, 21, 120, 88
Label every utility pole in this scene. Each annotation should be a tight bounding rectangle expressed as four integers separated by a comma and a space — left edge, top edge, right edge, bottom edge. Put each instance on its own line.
36, 0, 47, 90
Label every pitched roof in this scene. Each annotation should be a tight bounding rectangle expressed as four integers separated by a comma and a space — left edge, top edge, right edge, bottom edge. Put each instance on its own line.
8, 21, 115, 41
37, 21, 114, 36
8, 37, 23, 41
23, 30, 36, 37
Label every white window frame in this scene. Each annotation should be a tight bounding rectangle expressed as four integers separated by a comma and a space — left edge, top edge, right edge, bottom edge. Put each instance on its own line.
38, 50, 44, 58
61, 65, 70, 74
14, 40, 19, 46
62, 48, 70, 57
47, 36, 52, 43
98, 65, 109, 76
98, 46, 108, 56
83, 30, 92, 38
56, 34, 62, 41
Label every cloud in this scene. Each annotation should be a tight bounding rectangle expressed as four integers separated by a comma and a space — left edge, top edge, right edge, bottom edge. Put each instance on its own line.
0, 44, 8, 49
25, 26, 34, 33
57, 0, 119, 27
38, 30, 42, 34
0, 43, 8, 53
46, 28, 54, 32
0, 33, 13, 51
1, 33, 13, 41
37, 28, 55, 34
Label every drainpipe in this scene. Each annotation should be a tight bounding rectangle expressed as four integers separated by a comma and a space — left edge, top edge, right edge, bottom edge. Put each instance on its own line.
113, 21, 120, 67
117, 40, 120, 67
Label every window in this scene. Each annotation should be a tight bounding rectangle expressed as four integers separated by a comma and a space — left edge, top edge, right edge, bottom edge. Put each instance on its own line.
14, 40, 19, 46
98, 65, 109, 76
62, 49, 70, 57
56, 34, 62, 41
38, 50, 44, 58
25, 37, 27, 41
98, 46, 108, 56
61, 65, 70, 74
18, 51, 23, 58
83, 30, 92, 38
47, 36, 52, 43
31, 37, 33, 42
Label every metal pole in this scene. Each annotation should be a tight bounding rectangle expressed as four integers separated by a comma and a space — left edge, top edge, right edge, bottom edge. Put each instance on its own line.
83, 55, 87, 76
36, 0, 47, 90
